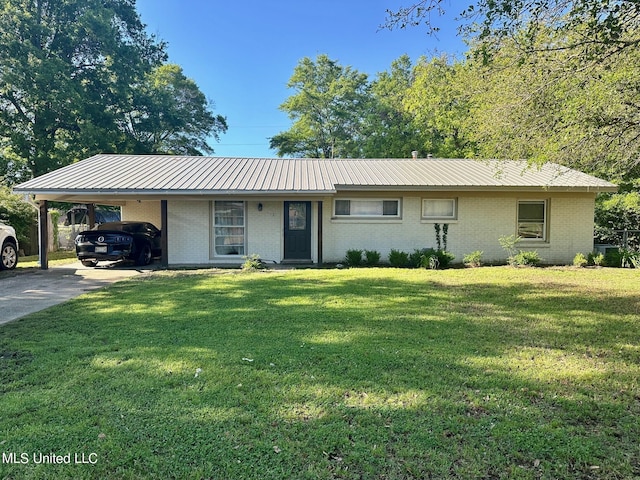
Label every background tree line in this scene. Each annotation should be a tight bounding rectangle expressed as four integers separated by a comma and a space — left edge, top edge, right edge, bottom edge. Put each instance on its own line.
272, 0, 639, 185
3, 0, 637, 187
271, 46, 638, 185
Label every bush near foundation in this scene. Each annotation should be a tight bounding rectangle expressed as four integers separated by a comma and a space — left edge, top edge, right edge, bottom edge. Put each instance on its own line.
573, 253, 588, 267
388, 249, 410, 268
364, 250, 381, 266
345, 249, 363, 267
463, 250, 483, 268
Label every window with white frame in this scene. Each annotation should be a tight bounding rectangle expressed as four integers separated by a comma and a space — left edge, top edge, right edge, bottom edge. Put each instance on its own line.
422, 198, 457, 220
517, 200, 547, 241
213, 201, 245, 256
334, 199, 400, 218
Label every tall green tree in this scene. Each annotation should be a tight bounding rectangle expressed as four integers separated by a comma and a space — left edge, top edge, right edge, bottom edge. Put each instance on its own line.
120, 64, 227, 155
361, 55, 423, 158
0, 0, 226, 184
0, 0, 164, 180
384, 2, 640, 180
269, 55, 370, 158
403, 56, 475, 158
464, 29, 640, 180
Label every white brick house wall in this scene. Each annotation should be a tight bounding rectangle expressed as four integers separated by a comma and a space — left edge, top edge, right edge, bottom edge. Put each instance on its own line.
121, 201, 162, 227
121, 192, 597, 266
322, 192, 597, 265
167, 200, 210, 265
246, 200, 283, 264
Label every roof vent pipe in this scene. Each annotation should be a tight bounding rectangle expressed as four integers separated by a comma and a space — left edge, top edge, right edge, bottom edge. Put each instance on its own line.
411, 151, 418, 160
427, 153, 433, 159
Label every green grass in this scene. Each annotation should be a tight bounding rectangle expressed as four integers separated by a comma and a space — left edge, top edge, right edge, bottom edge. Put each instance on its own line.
15, 251, 78, 269
1, 267, 638, 479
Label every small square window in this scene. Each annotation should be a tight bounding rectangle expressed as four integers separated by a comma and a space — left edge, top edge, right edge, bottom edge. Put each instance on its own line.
335, 200, 350, 216
383, 201, 398, 216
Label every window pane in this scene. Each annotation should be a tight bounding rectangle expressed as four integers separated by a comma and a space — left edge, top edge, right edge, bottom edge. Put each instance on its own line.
518, 223, 545, 239
214, 201, 245, 255
423, 199, 455, 218
334, 199, 399, 217
351, 200, 383, 216
215, 244, 245, 255
517, 201, 546, 240
215, 201, 244, 225
335, 200, 350, 216
383, 201, 399, 216
518, 202, 545, 222
288, 203, 307, 230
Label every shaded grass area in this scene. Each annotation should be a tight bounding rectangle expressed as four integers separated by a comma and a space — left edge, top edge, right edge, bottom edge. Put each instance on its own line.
0, 267, 638, 479
14, 251, 78, 270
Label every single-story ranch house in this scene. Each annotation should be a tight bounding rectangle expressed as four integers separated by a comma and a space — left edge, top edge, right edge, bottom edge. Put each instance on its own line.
13, 154, 617, 268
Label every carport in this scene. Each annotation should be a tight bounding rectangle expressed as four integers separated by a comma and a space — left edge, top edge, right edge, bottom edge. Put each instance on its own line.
20, 198, 168, 271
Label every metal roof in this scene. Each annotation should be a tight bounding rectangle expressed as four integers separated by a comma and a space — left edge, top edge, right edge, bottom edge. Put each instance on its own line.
13, 155, 618, 198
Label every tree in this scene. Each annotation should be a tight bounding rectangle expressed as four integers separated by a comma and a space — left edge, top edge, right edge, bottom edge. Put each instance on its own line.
464, 31, 640, 180
403, 56, 475, 158
120, 64, 227, 155
360, 55, 424, 158
0, 0, 226, 184
384, 2, 640, 179
269, 55, 370, 158
0, 186, 36, 251
0, 0, 164, 180
595, 191, 640, 249
384, 0, 640, 60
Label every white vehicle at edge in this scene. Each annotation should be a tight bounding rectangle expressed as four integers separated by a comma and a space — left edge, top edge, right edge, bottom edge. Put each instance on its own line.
0, 222, 19, 270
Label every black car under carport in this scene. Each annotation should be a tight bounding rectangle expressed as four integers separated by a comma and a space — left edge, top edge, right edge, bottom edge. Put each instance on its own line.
75, 221, 161, 267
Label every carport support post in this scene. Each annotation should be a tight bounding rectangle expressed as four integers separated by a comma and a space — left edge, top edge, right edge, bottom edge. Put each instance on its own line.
39, 200, 49, 270
87, 203, 96, 229
161, 200, 168, 268
317, 201, 323, 264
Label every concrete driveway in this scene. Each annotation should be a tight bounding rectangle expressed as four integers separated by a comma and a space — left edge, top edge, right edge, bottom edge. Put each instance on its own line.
0, 261, 156, 326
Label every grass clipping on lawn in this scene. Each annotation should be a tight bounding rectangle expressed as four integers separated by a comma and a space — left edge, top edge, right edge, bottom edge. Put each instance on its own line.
0, 267, 638, 479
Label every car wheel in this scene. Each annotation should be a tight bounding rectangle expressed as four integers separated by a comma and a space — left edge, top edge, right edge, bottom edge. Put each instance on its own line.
81, 259, 99, 267
0, 241, 18, 270
135, 243, 152, 266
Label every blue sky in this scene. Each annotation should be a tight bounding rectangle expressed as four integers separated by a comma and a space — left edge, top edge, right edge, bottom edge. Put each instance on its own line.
135, 0, 468, 158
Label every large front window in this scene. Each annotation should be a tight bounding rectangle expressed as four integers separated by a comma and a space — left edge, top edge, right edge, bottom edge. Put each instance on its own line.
214, 201, 245, 256
518, 200, 547, 241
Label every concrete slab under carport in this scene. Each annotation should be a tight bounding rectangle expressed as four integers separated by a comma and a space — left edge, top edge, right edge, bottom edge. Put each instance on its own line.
0, 261, 157, 326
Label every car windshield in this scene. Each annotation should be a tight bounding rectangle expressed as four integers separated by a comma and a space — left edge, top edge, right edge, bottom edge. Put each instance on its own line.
96, 210, 121, 223
97, 223, 146, 233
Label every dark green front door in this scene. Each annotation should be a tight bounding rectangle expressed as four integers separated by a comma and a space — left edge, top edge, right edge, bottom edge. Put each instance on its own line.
284, 201, 311, 260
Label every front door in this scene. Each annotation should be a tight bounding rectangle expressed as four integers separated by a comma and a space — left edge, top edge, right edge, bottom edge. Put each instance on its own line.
284, 201, 312, 261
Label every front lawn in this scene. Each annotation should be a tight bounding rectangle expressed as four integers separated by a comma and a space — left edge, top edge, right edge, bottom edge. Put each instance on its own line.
0, 267, 638, 479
